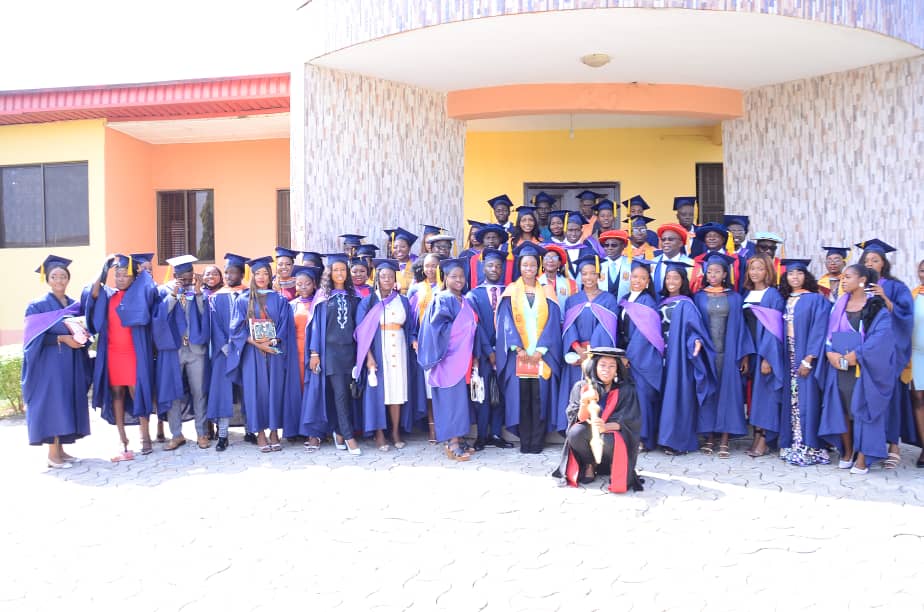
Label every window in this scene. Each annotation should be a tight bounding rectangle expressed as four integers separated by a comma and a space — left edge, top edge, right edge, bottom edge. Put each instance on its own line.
696, 163, 725, 224
0, 161, 89, 247
157, 189, 215, 263
276, 189, 291, 249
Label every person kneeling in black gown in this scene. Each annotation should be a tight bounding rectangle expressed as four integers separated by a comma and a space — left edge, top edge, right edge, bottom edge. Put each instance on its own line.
552, 347, 644, 493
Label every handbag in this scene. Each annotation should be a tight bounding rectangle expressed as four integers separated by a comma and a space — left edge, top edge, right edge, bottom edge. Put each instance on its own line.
349, 377, 364, 399
470, 366, 485, 403
489, 373, 501, 409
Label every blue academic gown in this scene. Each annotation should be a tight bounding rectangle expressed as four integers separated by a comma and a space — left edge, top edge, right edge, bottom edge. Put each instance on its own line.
618, 292, 663, 449
746, 288, 787, 442
356, 292, 420, 435
879, 278, 916, 445
417, 290, 477, 441
22, 294, 92, 445
694, 290, 754, 436
657, 297, 717, 452
779, 292, 831, 450
818, 304, 895, 462
495, 292, 563, 436
228, 289, 295, 433
83, 271, 158, 424
558, 291, 620, 432
466, 284, 505, 439
206, 289, 242, 422
152, 286, 210, 417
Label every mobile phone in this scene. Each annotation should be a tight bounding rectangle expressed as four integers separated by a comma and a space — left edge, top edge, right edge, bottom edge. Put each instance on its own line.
838, 357, 849, 371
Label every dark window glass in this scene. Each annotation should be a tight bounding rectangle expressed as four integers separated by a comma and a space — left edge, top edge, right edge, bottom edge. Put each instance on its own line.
0, 162, 89, 248
44, 163, 90, 246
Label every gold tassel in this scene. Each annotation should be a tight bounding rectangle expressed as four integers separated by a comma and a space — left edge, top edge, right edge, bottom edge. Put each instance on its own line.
243, 265, 251, 286
777, 243, 785, 281
127, 255, 134, 277
163, 265, 172, 285
726, 231, 736, 255
39, 263, 44, 284
594, 255, 600, 276
390, 231, 395, 257
693, 199, 699, 225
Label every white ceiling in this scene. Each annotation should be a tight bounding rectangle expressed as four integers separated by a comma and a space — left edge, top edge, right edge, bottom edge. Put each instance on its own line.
467, 113, 716, 131
107, 113, 290, 144
308, 8, 922, 91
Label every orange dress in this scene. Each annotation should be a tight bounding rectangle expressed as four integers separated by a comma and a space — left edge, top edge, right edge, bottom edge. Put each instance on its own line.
106, 291, 136, 386
292, 298, 314, 388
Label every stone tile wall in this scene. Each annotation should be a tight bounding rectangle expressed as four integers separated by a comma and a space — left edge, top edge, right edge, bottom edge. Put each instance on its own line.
723, 55, 924, 283
291, 66, 466, 254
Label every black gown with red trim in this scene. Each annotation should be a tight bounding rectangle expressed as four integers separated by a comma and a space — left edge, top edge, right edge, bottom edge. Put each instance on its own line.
552, 380, 643, 493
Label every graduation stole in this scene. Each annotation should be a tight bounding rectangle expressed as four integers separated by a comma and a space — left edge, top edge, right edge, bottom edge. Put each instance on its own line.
501, 279, 551, 380
398, 260, 415, 294
415, 281, 435, 325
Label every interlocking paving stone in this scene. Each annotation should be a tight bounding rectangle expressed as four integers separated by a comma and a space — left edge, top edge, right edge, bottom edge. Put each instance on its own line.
2, 412, 923, 610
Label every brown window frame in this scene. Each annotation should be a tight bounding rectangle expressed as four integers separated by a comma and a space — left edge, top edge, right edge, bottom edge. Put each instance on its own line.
276, 188, 291, 249
156, 189, 215, 265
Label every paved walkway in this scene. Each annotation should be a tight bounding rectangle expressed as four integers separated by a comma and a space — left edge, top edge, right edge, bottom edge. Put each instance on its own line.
2, 413, 923, 611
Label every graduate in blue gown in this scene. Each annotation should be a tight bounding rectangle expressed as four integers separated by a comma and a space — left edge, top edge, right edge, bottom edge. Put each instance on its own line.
465, 248, 514, 451
693, 253, 754, 457
558, 254, 620, 432
741, 254, 787, 457
819, 264, 895, 473
228, 256, 295, 452
152, 254, 210, 449
407, 252, 442, 443
206, 253, 248, 452
417, 258, 479, 461
355, 259, 419, 450
656, 261, 717, 454
617, 259, 664, 450
22, 255, 92, 468
858, 240, 916, 466
778, 259, 832, 466
495, 243, 563, 453
83, 254, 158, 460
464, 224, 513, 289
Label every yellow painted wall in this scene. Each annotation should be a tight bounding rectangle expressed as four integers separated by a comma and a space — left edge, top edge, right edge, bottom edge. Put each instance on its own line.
463, 126, 723, 227
0, 119, 107, 344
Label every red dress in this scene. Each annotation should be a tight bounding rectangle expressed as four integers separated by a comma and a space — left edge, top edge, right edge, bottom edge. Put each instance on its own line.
107, 291, 137, 386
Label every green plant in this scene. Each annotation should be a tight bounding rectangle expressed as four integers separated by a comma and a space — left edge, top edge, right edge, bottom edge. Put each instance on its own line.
0, 355, 24, 414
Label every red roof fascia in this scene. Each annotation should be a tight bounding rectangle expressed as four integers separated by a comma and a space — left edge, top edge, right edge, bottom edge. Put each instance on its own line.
0, 74, 290, 125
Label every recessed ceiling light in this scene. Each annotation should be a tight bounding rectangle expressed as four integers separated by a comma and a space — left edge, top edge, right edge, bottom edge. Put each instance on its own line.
581, 53, 611, 68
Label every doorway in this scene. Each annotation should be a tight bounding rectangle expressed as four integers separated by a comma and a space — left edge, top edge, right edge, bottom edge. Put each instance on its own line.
523, 182, 620, 212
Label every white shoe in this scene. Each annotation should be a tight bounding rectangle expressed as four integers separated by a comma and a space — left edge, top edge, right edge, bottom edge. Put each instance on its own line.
838, 459, 854, 469
849, 465, 869, 475
47, 459, 73, 469
348, 446, 362, 456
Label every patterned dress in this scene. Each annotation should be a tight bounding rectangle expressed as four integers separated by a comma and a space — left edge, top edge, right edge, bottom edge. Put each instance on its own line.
781, 293, 830, 466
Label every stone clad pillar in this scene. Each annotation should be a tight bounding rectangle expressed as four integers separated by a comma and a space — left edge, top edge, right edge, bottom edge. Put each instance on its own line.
290, 65, 466, 255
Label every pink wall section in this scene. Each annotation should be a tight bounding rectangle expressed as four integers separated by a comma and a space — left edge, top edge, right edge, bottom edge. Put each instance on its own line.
105, 128, 154, 260
103, 129, 290, 281
148, 139, 290, 276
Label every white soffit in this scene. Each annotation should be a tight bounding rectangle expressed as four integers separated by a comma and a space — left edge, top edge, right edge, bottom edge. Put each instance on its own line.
107, 113, 290, 144
308, 8, 922, 91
